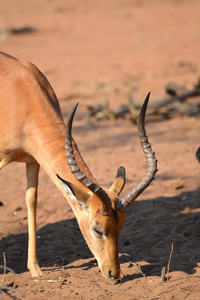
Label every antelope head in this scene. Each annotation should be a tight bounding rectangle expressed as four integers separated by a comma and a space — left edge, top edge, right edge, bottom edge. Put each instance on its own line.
57, 93, 158, 280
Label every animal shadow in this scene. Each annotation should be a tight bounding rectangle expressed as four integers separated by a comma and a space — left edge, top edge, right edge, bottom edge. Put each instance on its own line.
0, 189, 199, 279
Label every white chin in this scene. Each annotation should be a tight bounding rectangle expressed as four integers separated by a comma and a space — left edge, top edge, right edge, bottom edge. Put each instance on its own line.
99, 266, 115, 280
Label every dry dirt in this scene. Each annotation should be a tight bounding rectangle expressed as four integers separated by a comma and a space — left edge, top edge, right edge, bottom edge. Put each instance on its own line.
0, 0, 199, 299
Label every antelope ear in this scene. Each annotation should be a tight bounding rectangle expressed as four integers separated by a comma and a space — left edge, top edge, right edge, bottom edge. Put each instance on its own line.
110, 166, 126, 196
57, 174, 91, 209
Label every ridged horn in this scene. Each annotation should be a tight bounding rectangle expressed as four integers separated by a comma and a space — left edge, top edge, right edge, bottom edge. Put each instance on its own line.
65, 103, 112, 216
116, 92, 158, 212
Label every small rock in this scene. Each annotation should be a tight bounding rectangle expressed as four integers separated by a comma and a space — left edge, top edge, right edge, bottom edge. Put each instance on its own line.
123, 239, 131, 246
13, 206, 22, 214
171, 180, 184, 190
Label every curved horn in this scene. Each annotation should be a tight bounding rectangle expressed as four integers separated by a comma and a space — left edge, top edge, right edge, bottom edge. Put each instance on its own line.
65, 103, 112, 216
116, 92, 158, 212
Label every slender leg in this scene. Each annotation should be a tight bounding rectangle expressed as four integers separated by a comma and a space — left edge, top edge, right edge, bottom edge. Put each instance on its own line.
26, 162, 42, 277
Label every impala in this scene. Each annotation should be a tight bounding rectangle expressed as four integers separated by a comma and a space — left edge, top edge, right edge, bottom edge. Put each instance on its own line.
0, 52, 157, 280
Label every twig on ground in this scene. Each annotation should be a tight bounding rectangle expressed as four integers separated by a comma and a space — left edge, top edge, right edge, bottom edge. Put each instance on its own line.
0, 253, 28, 300
163, 242, 174, 300
161, 267, 166, 282
167, 242, 174, 282
86, 80, 200, 123
135, 263, 146, 279
0, 286, 27, 299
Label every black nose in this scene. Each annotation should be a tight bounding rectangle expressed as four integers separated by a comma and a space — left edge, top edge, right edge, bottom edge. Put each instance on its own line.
109, 270, 114, 278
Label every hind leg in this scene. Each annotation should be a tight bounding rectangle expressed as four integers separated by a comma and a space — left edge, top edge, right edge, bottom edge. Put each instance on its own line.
26, 162, 42, 277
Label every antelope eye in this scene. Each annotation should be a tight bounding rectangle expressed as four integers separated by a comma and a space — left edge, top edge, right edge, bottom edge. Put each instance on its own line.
93, 227, 103, 238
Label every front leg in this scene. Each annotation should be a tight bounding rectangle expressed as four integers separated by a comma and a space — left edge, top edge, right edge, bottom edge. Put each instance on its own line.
26, 162, 42, 277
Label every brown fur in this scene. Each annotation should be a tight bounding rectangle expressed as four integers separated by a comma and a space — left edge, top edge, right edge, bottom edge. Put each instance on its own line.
0, 52, 126, 279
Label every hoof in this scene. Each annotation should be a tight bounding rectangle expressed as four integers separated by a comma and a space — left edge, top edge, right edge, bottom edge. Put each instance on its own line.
28, 264, 42, 277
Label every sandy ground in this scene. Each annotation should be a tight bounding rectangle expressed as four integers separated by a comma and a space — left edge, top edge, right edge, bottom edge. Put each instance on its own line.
0, 0, 199, 299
